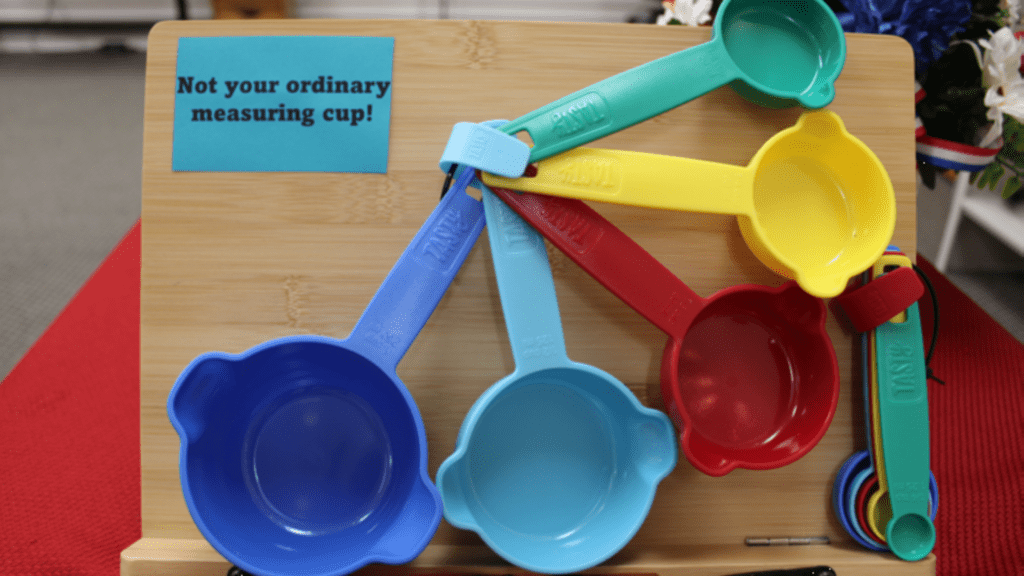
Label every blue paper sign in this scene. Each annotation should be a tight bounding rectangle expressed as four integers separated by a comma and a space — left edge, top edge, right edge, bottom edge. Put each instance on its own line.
173, 36, 394, 173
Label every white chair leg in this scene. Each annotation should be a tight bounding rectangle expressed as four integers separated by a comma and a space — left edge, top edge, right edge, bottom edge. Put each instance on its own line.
934, 170, 972, 272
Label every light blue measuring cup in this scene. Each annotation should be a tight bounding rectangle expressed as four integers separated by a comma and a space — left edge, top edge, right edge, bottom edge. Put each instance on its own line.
436, 185, 677, 574
499, 0, 846, 162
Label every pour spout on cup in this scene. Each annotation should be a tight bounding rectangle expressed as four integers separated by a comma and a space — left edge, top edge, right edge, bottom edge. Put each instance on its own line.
797, 83, 835, 110
369, 478, 445, 564
632, 412, 679, 482
436, 455, 477, 530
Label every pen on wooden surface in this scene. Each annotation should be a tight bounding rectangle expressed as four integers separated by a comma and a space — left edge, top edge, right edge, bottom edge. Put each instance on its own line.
726, 566, 836, 576
745, 536, 831, 546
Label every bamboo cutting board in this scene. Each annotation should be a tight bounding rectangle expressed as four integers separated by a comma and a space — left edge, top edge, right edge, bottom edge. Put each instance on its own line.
125, 19, 929, 576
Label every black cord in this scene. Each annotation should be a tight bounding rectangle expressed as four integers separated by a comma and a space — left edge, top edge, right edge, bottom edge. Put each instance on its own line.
914, 264, 945, 385
440, 163, 458, 200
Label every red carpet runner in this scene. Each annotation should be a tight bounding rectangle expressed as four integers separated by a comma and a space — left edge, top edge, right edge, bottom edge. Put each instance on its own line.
0, 221, 1020, 575
0, 221, 141, 576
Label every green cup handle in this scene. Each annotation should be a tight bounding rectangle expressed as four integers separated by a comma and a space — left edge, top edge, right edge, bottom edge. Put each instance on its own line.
500, 40, 737, 163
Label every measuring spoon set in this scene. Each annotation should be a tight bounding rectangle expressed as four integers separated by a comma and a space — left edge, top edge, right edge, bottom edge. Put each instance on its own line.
831, 248, 938, 561
166, 3, 930, 574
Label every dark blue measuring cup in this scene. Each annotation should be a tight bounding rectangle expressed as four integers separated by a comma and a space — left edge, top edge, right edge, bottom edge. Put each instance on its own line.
168, 168, 484, 576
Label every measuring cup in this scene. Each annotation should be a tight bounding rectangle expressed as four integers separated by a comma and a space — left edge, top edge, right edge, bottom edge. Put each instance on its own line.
488, 186, 839, 476
436, 186, 677, 574
499, 0, 845, 162
483, 110, 896, 298
167, 169, 484, 576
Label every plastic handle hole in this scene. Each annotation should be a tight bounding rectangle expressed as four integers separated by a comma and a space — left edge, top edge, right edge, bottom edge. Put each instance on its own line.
510, 129, 535, 148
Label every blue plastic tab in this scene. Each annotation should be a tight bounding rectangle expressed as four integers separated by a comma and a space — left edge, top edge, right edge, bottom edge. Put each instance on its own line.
440, 122, 530, 177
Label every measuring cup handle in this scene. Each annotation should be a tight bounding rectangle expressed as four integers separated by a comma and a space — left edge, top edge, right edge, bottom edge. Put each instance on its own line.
481, 185, 569, 374
490, 187, 702, 339
500, 40, 736, 163
347, 169, 485, 371
482, 148, 754, 216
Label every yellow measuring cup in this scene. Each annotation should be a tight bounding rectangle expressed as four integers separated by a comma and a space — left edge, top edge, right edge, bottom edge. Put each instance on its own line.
482, 110, 896, 298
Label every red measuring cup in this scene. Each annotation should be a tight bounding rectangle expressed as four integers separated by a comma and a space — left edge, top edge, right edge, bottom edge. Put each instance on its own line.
488, 186, 840, 476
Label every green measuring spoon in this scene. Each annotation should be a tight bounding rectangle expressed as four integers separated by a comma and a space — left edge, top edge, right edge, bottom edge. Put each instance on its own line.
500, 0, 846, 162
875, 300, 936, 561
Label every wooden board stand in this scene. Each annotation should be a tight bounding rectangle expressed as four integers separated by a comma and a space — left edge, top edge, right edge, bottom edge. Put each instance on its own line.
124, 19, 930, 576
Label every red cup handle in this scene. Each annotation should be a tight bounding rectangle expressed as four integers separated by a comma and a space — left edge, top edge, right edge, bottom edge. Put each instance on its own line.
489, 186, 704, 339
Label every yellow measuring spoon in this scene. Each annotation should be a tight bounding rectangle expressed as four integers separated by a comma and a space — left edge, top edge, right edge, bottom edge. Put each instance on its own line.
482, 110, 895, 298
864, 251, 909, 543
868, 251, 912, 494
867, 489, 892, 543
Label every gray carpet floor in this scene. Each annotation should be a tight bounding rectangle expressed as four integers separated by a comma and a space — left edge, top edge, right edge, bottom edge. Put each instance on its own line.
2, 48, 1023, 381
1, 51, 145, 379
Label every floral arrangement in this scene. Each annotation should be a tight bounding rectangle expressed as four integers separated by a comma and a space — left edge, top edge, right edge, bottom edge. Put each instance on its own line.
654, 0, 712, 26
653, 0, 1024, 199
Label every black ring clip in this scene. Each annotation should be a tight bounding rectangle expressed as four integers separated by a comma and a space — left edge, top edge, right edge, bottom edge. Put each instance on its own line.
440, 163, 459, 200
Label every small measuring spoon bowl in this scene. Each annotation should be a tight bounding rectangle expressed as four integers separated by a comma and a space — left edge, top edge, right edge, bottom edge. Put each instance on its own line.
483, 111, 896, 298
489, 186, 839, 476
167, 169, 484, 576
499, 0, 845, 162
436, 186, 676, 574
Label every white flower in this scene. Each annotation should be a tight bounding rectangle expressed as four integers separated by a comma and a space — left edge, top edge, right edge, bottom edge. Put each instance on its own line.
976, 28, 1024, 146
979, 27, 1024, 91
655, 0, 712, 26
981, 77, 1024, 146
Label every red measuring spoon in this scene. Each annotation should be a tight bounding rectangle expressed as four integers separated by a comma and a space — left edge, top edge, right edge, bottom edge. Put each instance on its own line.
488, 186, 840, 476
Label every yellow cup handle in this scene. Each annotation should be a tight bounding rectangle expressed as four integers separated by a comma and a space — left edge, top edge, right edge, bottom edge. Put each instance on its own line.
482, 148, 755, 216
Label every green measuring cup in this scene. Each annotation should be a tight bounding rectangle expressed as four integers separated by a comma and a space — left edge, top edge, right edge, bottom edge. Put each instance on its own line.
500, 0, 846, 162
875, 300, 936, 561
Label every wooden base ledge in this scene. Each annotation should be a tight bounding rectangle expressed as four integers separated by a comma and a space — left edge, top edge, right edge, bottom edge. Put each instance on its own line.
121, 538, 935, 576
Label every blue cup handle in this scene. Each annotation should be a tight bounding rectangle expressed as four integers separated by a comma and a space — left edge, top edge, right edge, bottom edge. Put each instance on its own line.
481, 184, 570, 374
346, 168, 485, 371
